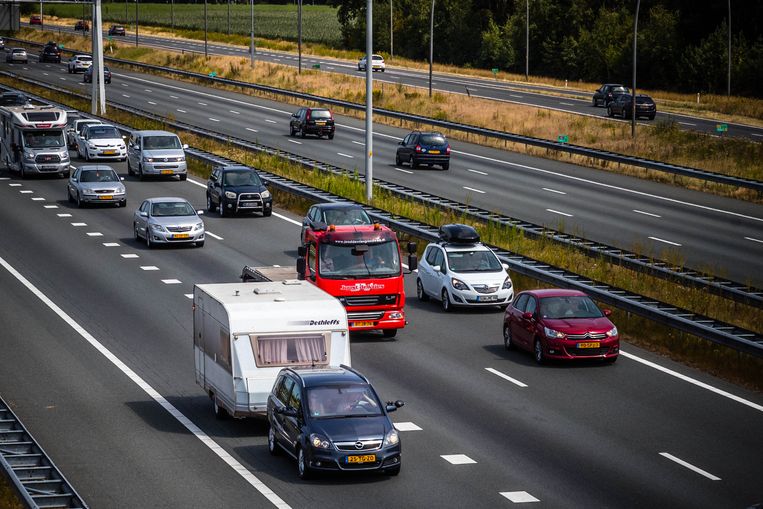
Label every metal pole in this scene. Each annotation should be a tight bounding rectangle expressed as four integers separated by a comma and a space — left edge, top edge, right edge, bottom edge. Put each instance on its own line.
204, 0, 208, 58
92, 0, 105, 114
227, 0, 230, 35
171, 0, 174, 29
365, 0, 373, 202
250, 0, 255, 68
297, 0, 302, 74
39, 0, 42, 28
125, 0, 127, 25
727, 0, 731, 96
429, 0, 434, 97
135, 0, 139, 47
631, 0, 640, 139
389, 0, 393, 57
525, 0, 529, 80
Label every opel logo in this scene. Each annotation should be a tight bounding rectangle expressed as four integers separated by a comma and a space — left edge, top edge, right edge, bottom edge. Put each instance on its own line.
354, 441, 364, 450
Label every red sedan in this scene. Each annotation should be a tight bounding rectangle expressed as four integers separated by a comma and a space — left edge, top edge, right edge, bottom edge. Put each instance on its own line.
502, 289, 619, 364
29, 14, 42, 25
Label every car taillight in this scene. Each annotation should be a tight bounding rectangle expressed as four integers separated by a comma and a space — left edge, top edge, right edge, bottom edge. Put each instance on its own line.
415, 145, 422, 153
445, 145, 451, 155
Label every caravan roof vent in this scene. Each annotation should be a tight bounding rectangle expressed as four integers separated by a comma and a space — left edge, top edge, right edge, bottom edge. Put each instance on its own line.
253, 287, 280, 295
438, 223, 480, 244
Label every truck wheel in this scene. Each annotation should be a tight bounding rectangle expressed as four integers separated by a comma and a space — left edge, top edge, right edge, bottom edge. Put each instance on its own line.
383, 329, 398, 339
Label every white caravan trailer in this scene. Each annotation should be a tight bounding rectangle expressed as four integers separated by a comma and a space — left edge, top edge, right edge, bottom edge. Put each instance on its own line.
194, 279, 350, 418
0, 104, 70, 178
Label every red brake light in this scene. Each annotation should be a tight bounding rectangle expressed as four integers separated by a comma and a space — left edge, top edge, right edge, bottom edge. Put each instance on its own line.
445, 145, 451, 155
415, 145, 422, 153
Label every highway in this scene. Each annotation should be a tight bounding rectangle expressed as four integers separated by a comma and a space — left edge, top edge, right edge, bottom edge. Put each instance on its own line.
1, 155, 762, 508
3, 58, 763, 286
25, 23, 763, 141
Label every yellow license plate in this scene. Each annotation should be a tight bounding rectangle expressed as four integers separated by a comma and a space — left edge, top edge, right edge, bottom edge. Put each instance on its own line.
173, 233, 190, 239
98, 195, 113, 200
352, 321, 374, 327
103, 150, 116, 155
160, 170, 174, 174
577, 342, 601, 349
346, 454, 376, 464
316, 121, 326, 125
429, 150, 440, 154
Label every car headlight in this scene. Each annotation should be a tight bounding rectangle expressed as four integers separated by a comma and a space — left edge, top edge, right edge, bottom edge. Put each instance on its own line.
23, 151, 35, 160
384, 429, 399, 447
178, 156, 186, 162
260, 190, 271, 199
193, 222, 204, 231
82, 188, 97, 195
309, 433, 331, 449
606, 326, 618, 338
143, 156, 154, 162
61, 152, 70, 160
544, 327, 565, 339
224, 191, 237, 199
87, 143, 97, 149
150, 223, 166, 232
502, 276, 512, 290
451, 278, 468, 291
116, 186, 126, 194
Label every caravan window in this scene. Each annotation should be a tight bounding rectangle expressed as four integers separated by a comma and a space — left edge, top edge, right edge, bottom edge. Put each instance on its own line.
251, 333, 328, 367
23, 130, 65, 148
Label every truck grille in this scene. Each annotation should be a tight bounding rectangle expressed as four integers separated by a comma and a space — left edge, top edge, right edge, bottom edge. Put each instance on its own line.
35, 154, 60, 163
340, 295, 397, 307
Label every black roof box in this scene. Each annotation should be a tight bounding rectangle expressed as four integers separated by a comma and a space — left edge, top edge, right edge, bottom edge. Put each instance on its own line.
439, 224, 480, 244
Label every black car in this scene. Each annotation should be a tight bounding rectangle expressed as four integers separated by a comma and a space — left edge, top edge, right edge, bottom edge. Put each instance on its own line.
83, 65, 112, 84
74, 20, 89, 31
300, 202, 372, 245
592, 84, 629, 107
289, 107, 335, 139
395, 131, 451, 170
267, 366, 404, 479
39, 45, 61, 63
206, 164, 272, 217
108, 25, 126, 36
607, 93, 656, 120
0, 92, 31, 106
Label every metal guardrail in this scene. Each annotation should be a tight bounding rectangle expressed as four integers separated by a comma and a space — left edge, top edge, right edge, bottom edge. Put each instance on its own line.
6, 36, 763, 193
3, 78, 760, 358
0, 396, 89, 509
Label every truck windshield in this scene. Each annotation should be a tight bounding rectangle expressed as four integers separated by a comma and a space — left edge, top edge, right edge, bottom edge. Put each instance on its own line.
319, 240, 400, 278
22, 130, 65, 149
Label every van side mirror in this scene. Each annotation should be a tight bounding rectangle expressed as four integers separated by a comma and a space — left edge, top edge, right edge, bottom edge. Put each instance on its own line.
276, 406, 298, 418
502, 263, 509, 271
297, 245, 307, 257
407, 254, 417, 272
296, 258, 306, 280
182, 144, 189, 149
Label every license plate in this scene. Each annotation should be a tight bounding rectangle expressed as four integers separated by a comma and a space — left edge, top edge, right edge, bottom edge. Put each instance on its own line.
103, 150, 116, 155
160, 170, 174, 174
316, 121, 326, 125
429, 150, 440, 154
98, 195, 113, 200
173, 233, 190, 239
352, 321, 374, 327
577, 342, 600, 349
477, 295, 497, 302
346, 454, 376, 464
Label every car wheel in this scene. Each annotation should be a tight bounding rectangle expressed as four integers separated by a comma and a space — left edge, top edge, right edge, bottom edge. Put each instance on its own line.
441, 162, 449, 171
289, 125, 295, 136
607, 106, 613, 117
409, 155, 417, 169
75, 192, 83, 208
297, 447, 312, 480
220, 203, 229, 217
145, 227, 153, 248
196, 240, 205, 248
67, 187, 74, 203
19, 165, 25, 180
262, 209, 272, 217
592, 98, 598, 107
206, 194, 216, 213
68, 66, 72, 74
441, 289, 451, 312
120, 200, 127, 208
300, 128, 306, 139
268, 426, 280, 456
213, 396, 228, 420
503, 324, 513, 350
604, 355, 618, 364
385, 465, 401, 476
134, 222, 140, 241
395, 153, 402, 166
534, 338, 544, 365
179, 174, 187, 181
648, 115, 655, 121
138, 165, 146, 181
416, 279, 429, 301
383, 329, 397, 338
328, 132, 334, 140
623, 109, 630, 119
127, 159, 133, 176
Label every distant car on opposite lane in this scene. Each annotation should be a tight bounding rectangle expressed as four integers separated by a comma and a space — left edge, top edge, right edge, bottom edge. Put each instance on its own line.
300, 202, 372, 245
67, 165, 126, 208
607, 93, 656, 120
6, 48, 28, 64
83, 65, 112, 84
74, 20, 89, 31
592, 84, 629, 107
289, 107, 335, 139
395, 131, 450, 170
29, 14, 42, 25
108, 25, 126, 36
358, 54, 385, 72
133, 197, 205, 248
206, 164, 272, 217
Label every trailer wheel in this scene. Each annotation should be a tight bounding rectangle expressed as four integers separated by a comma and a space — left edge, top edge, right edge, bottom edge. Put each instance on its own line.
213, 397, 229, 420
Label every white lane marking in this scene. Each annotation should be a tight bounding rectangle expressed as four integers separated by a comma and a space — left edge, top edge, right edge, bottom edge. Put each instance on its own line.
500, 491, 540, 503
485, 368, 528, 388
463, 186, 486, 194
103, 242, 120, 247
122, 94, 130, 98
121, 83, 128, 87
441, 454, 477, 465
337, 152, 353, 158
198, 102, 207, 106
86, 232, 103, 237
288, 139, 302, 145
59, 77, 67, 81
44, 205, 58, 209
31, 197, 46, 201
120, 254, 139, 259
170, 95, 179, 99
752, 133, 763, 138
351, 140, 364, 145
467, 168, 488, 175
229, 110, 240, 115
0, 177, 9, 180
246, 127, 259, 133
510, 94, 523, 98
0, 256, 291, 509
206, 232, 223, 240
619, 351, 763, 412
394, 168, 414, 174
185, 293, 194, 299
20, 190, 33, 194
265, 119, 277, 123
42, 72, 49, 76
140, 266, 160, 271
177, 109, 187, 113
546, 209, 573, 217
161, 279, 182, 285
148, 101, 157, 105
71, 222, 87, 227
659, 453, 721, 481
633, 209, 662, 218
208, 117, 220, 122
273, 212, 301, 226
542, 187, 566, 195
744, 236, 763, 244
9, 183, 22, 187
678, 121, 697, 126
648, 236, 682, 247
393, 422, 422, 431
57, 213, 72, 218
144, 89, 152, 92
559, 102, 574, 106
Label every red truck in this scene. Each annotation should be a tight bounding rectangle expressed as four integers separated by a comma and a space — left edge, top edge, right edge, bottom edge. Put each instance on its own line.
242, 223, 417, 338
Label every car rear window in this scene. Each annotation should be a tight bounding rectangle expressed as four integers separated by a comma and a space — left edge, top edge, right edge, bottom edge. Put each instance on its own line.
612, 86, 628, 93
636, 96, 653, 104
311, 110, 332, 119
420, 134, 446, 145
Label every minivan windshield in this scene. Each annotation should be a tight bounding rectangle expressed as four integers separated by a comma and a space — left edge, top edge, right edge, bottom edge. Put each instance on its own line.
307, 384, 382, 418
539, 296, 604, 319
23, 130, 65, 148
446, 249, 502, 272
143, 135, 181, 150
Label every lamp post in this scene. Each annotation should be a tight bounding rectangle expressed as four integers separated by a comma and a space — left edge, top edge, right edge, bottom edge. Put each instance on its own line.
171, 0, 174, 29
204, 0, 208, 58
727, 0, 731, 96
525, 0, 529, 81
227, 0, 231, 35
135, 0, 138, 47
389, 0, 393, 57
250, 0, 255, 68
631, 0, 640, 139
428, 0, 434, 97
297, 0, 302, 74
39, 0, 42, 28
364, 0, 373, 202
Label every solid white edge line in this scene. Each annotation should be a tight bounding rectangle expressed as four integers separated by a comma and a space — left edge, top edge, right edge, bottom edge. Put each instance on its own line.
0, 255, 291, 509
206, 232, 224, 240
633, 209, 661, 218
619, 351, 763, 412
648, 236, 682, 247
485, 368, 528, 388
658, 452, 721, 481
744, 236, 763, 244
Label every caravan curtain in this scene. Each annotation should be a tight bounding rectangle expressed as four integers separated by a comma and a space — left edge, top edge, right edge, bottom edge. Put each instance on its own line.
255, 337, 289, 365
295, 335, 326, 364
251, 334, 327, 367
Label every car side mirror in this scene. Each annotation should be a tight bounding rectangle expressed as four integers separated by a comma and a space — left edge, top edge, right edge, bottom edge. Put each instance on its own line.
139, 211, 148, 217
385, 400, 404, 412
120, 177, 125, 181
398, 141, 404, 145
432, 265, 440, 273
182, 144, 189, 150
197, 210, 204, 215
135, 146, 141, 151
603, 309, 612, 317
71, 177, 78, 182
502, 263, 509, 271
276, 406, 298, 418
522, 311, 533, 320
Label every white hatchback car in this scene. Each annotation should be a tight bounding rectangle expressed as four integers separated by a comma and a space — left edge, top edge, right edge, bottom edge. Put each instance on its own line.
358, 54, 385, 72
76, 124, 127, 161
67, 54, 92, 73
416, 224, 513, 311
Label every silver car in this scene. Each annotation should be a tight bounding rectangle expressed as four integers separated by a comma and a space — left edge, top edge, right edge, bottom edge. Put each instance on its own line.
134, 197, 204, 248
67, 165, 126, 208
126, 130, 188, 181
67, 54, 92, 73
6, 48, 28, 63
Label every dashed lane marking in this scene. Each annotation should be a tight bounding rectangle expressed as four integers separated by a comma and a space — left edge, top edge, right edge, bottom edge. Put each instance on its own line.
485, 368, 528, 388
140, 266, 160, 271
337, 153, 353, 158
86, 232, 103, 237
744, 236, 763, 244
71, 222, 87, 226
463, 186, 486, 194
161, 279, 182, 285
121, 254, 139, 259
57, 213, 72, 217
177, 109, 187, 113
32, 197, 45, 201
633, 209, 662, 218
20, 190, 33, 194
394, 168, 414, 174
44, 205, 58, 209
206, 232, 223, 240
185, 294, 194, 299
659, 453, 721, 481
103, 242, 119, 247
265, 119, 277, 123
500, 491, 540, 503
648, 236, 682, 247
441, 454, 477, 465
208, 118, 220, 122
546, 208, 573, 217
542, 188, 566, 195
246, 128, 258, 133
467, 169, 488, 175
288, 140, 302, 145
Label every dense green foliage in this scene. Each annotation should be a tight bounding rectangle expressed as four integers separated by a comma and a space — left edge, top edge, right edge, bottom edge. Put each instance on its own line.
333, 0, 763, 97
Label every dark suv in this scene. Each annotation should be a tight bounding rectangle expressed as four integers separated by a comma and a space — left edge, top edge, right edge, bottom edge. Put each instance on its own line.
84, 65, 112, 84
39, 42, 61, 63
289, 107, 335, 139
395, 131, 451, 170
607, 93, 656, 120
267, 366, 404, 479
206, 164, 272, 217
592, 84, 629, 107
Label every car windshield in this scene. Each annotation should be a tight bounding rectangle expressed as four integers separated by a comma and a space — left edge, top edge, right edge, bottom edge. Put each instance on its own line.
12, 49, 25, 54
151, 201, 195, 217
446, 249, 502, 272
319, 240, 401, 278
539, 296, 604, 319
143, 136, 181, 150
311, 110, 331, 119
87, 126, 121, 139
322, 208, 371, 226
22, 130, 65, 148
307, 384, 382, 418
223, 170, 262, 186
420, 134, 446, 145
79, 169, 118, 183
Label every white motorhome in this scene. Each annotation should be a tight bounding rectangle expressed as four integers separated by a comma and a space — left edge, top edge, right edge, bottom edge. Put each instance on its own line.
194, 279, 350, 418
0, 104, 70, 178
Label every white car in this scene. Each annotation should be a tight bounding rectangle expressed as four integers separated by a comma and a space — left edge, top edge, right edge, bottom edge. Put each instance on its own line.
76, 124, 127, 161
358, 54, 385, 72
416, 224, 513, 311
67, 54, 92, 73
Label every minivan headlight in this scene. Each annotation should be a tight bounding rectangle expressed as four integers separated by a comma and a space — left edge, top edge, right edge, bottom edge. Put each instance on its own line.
309, 433, 331, 449
544, 327, 565, 339
23, 151, 35, 160
606, 326, 618, 338
384, 429, 399, 446
143, 156, 154, 162
451, 278, 468, 291
502, 277, 512, 290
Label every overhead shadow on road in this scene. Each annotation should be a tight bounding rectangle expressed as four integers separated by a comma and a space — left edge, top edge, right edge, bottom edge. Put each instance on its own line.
482, 343, 619, 369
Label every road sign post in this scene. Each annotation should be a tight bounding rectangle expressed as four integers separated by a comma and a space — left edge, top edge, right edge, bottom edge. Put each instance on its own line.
557, 135, 569, 144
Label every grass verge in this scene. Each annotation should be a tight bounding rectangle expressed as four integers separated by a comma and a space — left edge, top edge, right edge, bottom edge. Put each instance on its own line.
4, 74, 760, 390
0, 472, 23, 509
